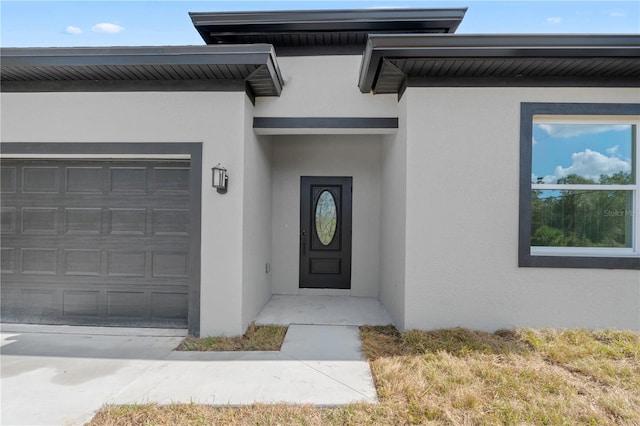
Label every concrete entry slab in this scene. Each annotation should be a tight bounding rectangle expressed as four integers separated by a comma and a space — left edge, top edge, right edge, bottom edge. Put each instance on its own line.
254, 295, 393, 326
1, 323, 378, 426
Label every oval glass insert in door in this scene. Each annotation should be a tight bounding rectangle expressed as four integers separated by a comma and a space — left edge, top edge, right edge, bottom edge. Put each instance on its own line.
315, 190, 337, 245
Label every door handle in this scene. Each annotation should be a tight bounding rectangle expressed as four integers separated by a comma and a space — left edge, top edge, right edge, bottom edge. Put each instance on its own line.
301, 229, 307, 255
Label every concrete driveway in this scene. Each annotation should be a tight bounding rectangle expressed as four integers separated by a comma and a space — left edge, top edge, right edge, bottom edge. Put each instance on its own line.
1, 323, 377, 426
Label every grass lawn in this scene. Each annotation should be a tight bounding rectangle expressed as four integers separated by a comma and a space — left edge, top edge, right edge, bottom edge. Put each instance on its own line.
88, 326, 640, 425
176, 323, 287, 351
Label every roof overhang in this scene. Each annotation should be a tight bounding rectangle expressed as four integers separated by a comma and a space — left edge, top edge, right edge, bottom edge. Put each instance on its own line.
359, 34, 640, 94
190, 8, 467, 55
1, 45, 283, 99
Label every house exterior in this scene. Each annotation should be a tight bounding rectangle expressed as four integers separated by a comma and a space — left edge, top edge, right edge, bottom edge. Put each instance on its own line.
1, 9, 639, 337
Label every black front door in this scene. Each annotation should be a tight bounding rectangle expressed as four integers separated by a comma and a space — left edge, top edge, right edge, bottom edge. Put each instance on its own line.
299, 176, 352, 289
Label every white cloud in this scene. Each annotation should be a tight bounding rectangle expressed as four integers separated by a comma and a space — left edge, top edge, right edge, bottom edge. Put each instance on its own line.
91, 23, 124, 33
65, 26, 83, 35
537, 123, 629, 138
546, 17, 562, 24
542, 149, 631, 183
609, 10, 626, 18
606, 145, 619, 155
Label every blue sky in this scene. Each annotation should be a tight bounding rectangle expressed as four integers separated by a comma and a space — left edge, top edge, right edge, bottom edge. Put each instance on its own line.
1, 1, 638, 47
532, 124, 634, 184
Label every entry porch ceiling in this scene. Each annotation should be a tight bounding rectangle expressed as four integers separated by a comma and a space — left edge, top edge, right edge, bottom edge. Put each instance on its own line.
359, 34, 640, 94
190, 9, 467, 55
1, 45, 283, 97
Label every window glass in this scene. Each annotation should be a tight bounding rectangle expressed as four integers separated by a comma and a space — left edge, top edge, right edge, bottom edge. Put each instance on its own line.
532, 123, 634, 185
519, 103, 639, 268
531, 189, 633, 248
315, 190, 337, 246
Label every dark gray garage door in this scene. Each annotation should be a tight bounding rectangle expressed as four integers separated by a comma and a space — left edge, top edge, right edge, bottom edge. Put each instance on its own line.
1, 159, 192, 328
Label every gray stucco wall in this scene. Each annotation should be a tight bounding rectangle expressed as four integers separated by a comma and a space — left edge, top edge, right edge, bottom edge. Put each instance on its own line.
270, 135, 382, 298
0, 91, 249, 336
379, 96, 408, 329
242, 97, 273, 330
402, 87, 640, 331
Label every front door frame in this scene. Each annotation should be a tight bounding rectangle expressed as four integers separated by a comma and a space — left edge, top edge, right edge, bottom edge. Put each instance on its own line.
299, 176, 352, 289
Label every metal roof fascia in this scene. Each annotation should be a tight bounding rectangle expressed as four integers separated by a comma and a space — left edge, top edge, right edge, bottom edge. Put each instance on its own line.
358, 37, 385, 93
189, 8, 467, 27
0, 45, 278, 67
361, 33, 640, 49
358, 34, 640, 93
1, 45, 284, 97
189, 8, 467, 44
0, 44, 276, 54
1, 79, 249, 93
264, 50, 284, 95
244, 48, 283, 96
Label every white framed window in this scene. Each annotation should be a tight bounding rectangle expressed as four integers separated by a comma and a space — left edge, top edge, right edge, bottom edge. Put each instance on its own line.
519, 103, 640, 269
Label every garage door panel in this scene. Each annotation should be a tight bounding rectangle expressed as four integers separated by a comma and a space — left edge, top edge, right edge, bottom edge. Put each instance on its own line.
152, 252, 189, 278
1, 207, 17, 234
65, 208, 102, 234
21, 248, 58, 275
1, 167, 17, 193
108, 209, 147, 235
0, 286, 62, 321
3, 278, 189, 289
107, 251, 147, 277
5, 195, 190, 207
1, 159, 191, 328
154, 167, 190, 193
109, 167, 147, 193
21, 207, 59, 234
3, 245, 190, 269
3, 234, 189, 245
66, 167, 103, 193
151, 292, 188, 320
3, 280, 188, 324
20, 288, 59, 317
152, 209, 190, 235
23, 166, 59, 193
107, 291, 146, 319
63, 249, 102, 276
63, 290, 100, 317
1, 248, 16, 274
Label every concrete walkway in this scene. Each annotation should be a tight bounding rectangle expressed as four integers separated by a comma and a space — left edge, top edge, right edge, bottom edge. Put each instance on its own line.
255, 295, 393, 326
1, 323, 377, 426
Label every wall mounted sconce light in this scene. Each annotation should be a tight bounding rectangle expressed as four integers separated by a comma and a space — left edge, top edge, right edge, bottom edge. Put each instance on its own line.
212, 163, 228, 194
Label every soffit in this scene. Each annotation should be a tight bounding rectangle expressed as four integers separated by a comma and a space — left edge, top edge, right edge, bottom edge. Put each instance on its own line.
1, 45, 283, 96
190, 9, 467, 55
359, 34, 640, 93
